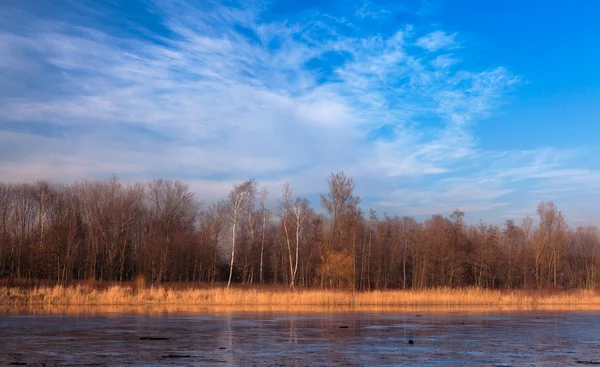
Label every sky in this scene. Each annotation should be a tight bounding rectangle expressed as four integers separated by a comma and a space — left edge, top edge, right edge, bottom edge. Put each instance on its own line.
1, 0, 600, 225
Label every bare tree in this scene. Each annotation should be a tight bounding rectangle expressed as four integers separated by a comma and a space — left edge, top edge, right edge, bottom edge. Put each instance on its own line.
280, 182, 298, 288
536, 201, 567, 288
503, 219, 525, 289
201, 202, 227, 284
448, 209, 465, 287
5, 174, 600, 292
568, 226, 600, 289
291, 197, 309, 288
521, 215, 534, 289
226, 180, 256, 288
400, 216, 417, 289
320, 171, 360, 251
258, 186, 268, 284
319, 172, 360, 288
146, 179, 198, 282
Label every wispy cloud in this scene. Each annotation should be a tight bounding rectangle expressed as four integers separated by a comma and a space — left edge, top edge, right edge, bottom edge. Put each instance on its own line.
355, 3, 391, 20
0, 0, 597, 223
416, 30, 456, 51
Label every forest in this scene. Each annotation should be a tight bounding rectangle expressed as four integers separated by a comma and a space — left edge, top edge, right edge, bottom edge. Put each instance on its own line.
0, 172, 598, 291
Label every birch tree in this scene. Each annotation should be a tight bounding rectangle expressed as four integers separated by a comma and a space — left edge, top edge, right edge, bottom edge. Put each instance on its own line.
226, 180, 256, 288
258, 186, 268, 284
290, 197, 308, 288
280, 182, 295, 288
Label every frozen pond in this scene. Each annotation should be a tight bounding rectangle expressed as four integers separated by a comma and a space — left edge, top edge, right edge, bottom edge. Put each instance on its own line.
1, 309, 600, 366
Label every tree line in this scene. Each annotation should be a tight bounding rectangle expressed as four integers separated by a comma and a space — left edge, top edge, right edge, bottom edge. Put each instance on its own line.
0, 172, 598, 290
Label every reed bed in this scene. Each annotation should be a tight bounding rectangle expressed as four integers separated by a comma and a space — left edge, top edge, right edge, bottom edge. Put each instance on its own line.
2, 286, 600, 311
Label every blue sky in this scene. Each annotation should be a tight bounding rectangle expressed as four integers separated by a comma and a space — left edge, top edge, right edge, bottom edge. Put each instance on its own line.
1, 0, 599, 224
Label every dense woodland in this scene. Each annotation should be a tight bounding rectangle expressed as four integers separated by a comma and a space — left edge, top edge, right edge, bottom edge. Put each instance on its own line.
0, 172, 598, 290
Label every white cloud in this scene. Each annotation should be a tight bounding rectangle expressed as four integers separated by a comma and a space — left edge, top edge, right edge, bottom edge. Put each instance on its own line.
416, 30, 457, 51
0, 1, 597, 224
355, 4, 388, 19
431, 54, 460, 69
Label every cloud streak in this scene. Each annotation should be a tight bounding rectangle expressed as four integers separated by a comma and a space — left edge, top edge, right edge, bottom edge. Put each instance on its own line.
416, 30, 456, 51
0, 0, 597, 223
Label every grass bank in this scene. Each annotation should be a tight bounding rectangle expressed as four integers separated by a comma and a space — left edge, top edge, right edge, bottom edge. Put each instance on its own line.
2, 285, 600, 311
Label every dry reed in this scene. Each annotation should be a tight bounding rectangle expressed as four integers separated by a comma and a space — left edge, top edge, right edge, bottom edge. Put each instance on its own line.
2, 286, 600, 312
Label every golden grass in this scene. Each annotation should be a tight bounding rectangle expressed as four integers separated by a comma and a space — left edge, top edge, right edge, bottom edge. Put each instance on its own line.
3, 285, 600, 313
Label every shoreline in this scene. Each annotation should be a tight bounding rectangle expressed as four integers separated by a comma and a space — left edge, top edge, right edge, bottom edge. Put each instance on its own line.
5, 304, 600, 316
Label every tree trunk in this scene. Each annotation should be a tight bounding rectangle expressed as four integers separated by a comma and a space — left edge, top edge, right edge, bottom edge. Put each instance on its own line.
260, 207, 266, 284
227, 218, 237, 288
